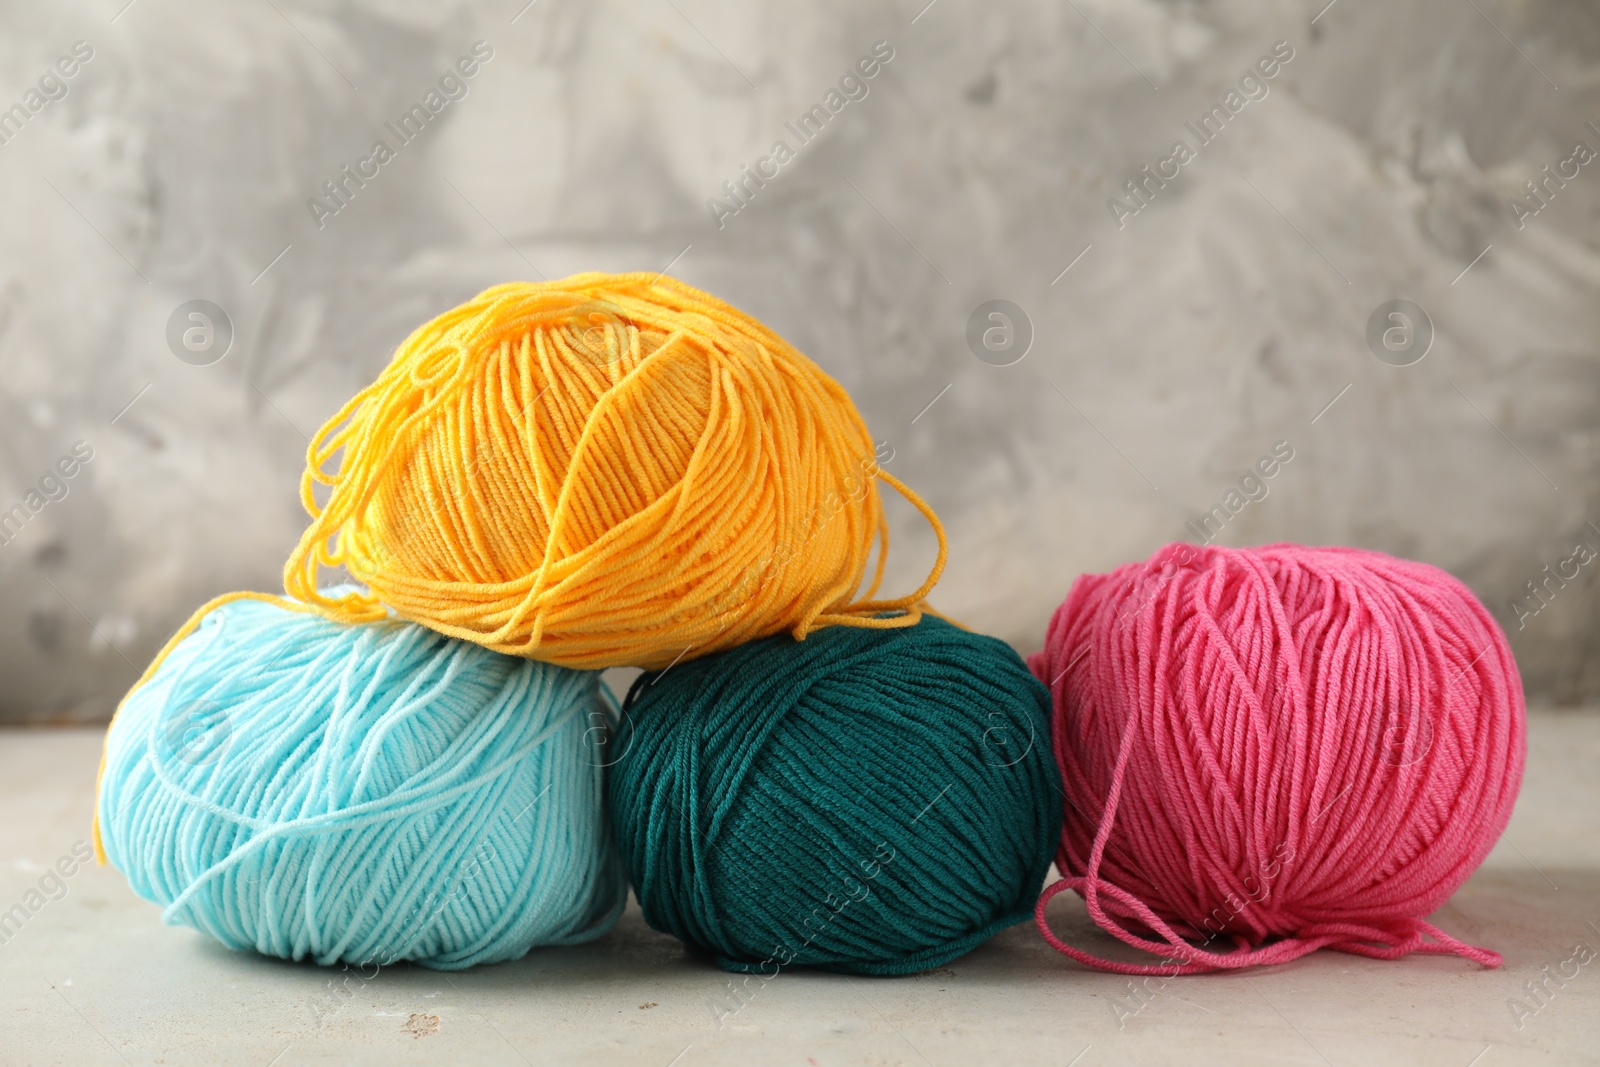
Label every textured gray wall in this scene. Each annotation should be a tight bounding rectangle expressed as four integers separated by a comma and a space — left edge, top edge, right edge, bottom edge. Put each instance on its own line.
1, 0, 1596, 723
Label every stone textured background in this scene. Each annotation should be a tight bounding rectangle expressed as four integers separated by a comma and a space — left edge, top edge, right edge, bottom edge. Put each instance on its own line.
0, 0, 1595, 723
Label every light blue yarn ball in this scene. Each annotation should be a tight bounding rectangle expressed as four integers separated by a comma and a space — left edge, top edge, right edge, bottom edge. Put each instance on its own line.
97, 592, 627, 970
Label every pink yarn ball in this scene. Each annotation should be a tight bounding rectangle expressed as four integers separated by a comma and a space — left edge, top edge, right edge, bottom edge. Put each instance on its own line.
1030, 543, 1525, 974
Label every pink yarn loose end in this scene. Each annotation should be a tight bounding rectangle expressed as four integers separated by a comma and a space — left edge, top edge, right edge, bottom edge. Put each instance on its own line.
1032, 542, 1525, 974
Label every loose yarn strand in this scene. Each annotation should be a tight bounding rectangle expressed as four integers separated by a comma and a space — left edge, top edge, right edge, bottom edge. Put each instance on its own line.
820, 467, 948, 626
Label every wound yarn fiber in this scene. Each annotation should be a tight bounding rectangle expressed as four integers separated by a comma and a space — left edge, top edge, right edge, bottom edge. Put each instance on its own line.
1031, 543, 1525, 974
609, 615, 1062, 975
283, 272, 947, 670
96, 591, 626, 970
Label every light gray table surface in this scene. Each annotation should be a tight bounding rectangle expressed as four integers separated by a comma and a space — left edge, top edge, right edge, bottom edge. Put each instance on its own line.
3, 710, 1596, 1066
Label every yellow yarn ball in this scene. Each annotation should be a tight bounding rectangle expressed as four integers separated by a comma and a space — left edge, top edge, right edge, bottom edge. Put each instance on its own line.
284, 273, 946, 670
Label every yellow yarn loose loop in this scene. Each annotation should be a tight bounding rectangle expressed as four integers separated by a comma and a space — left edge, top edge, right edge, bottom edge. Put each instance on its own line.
283, 273, 947, 670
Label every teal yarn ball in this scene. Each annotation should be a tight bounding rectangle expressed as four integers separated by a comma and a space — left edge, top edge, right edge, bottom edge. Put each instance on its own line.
97, 593, 627, 970
608, 615, 1062, 975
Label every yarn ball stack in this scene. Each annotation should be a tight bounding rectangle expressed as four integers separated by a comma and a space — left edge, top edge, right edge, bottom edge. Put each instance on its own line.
1029, 543, 1525, 974
96, 274, 988, 974
97, 593, 626, 969
608, 616, 1062, 975
282, 272, 945, 671
95, 272, 1526, 980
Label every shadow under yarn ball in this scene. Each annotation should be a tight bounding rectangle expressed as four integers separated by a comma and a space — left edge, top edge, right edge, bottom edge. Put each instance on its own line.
96, 592, 627, 970
608, 615, 1062, 976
